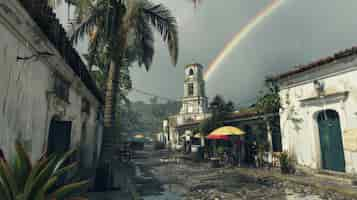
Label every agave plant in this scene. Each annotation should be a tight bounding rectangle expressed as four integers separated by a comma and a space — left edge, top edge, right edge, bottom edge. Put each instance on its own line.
0, 141, 89, 200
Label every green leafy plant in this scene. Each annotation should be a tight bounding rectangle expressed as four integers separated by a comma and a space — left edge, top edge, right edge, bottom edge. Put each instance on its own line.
279, 151, 296, 174
216, 146, 225, 155
256, 143, 267, 168
0, 141, 89, 200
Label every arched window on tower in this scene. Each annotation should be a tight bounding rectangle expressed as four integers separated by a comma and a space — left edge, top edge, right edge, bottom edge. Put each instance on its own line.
188, 83, 194, 96
189, 68, 194, 76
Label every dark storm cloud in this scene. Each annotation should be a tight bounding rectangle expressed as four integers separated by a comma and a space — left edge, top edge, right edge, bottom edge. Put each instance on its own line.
57, 1, 357, 106
206, 0, 357, 107
129, 0, 270, 103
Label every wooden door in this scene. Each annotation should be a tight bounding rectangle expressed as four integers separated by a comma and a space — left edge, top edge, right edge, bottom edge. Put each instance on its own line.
318, 110, 345, 172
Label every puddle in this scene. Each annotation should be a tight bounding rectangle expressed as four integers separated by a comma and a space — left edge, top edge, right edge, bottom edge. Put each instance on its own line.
136, 165, 143, 177
136, 162, 184, 200
143, 191, 181, 200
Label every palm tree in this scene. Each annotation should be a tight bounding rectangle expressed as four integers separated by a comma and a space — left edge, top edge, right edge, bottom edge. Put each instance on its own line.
70, 0, 178, 182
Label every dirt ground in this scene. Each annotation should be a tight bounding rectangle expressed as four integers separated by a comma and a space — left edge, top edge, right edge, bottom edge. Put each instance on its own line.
134, 145, 355, 200
88, 144, 356, 200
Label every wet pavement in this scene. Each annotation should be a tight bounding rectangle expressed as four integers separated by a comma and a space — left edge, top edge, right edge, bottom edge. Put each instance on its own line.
88, 144, 356, 200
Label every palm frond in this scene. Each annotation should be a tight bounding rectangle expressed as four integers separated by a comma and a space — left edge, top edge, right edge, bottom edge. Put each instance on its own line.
142, 1, 179, 66
132, 11, 154, 70
70, 0, 105, 44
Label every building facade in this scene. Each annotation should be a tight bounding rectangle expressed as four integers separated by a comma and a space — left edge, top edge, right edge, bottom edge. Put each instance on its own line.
165, 63, 209, 150
0, 0, 103, 172
177, 63, 208, 123
273, 47, 357, 174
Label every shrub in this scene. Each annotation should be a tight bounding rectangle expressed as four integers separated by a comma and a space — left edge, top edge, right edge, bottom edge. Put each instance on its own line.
0, 141, 89, 200
279, 151, 296, 174
216, 146, 225, 155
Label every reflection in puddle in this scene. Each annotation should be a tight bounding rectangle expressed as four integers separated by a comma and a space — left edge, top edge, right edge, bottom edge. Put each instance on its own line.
142, 183, 184, 200
143, 191, 181, 200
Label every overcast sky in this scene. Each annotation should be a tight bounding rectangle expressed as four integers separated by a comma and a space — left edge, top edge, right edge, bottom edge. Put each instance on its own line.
57, 0, 357, 106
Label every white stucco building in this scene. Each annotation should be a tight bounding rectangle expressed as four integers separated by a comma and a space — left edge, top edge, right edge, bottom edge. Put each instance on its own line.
0, 0, 103, 172
177, 63, 208, 124
273, 47, 357, 174
165, 63, 210, 150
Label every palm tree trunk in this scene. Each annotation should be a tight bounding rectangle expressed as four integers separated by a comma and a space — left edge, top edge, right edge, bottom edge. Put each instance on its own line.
101, 59, 121, 158
96, 0, 128, 190
95, 59, 120, 190
100, 0, 123, 164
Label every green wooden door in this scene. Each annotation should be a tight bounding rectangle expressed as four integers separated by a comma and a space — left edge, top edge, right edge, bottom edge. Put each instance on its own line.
318, 110, 345, 172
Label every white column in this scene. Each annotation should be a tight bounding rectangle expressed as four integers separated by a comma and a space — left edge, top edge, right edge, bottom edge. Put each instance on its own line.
201, 135, 205, 147
266, 118, 273, 163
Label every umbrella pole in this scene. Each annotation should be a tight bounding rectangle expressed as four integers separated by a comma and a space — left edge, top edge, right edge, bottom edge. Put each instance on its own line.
214, 140, 217, 157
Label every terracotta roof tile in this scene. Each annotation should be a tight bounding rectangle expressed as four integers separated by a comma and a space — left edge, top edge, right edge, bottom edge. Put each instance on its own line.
18, 0, 104, 103
270, 46, 357, 81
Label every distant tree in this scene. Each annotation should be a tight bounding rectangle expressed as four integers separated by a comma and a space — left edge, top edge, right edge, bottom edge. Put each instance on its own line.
209, 95, 226, 112
255, 80, 280, 114
118, 103, 142, 133
225, 100, 235, 113
255, 79, 282, 152
200, 95, 235, 135
149, 96, 159, 104
209, 95, 235, 119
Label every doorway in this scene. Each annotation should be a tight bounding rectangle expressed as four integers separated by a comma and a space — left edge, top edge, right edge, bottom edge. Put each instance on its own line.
317, 110, 345, 172
47, 118, 72, 156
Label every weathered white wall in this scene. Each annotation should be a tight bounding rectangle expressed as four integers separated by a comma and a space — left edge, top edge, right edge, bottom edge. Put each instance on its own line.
0, 0, 102, 169
279, 55, 357, 173
0, 18, 50, 161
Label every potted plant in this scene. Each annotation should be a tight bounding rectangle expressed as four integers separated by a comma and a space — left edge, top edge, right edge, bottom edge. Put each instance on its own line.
279, 151, 296, 174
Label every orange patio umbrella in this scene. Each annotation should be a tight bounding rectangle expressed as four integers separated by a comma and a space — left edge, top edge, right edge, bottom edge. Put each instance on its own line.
134, 134, 145, 139
206, 126, 245, 140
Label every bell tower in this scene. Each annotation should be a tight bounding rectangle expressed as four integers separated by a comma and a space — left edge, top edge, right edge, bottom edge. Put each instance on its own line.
179, 63, 208, 121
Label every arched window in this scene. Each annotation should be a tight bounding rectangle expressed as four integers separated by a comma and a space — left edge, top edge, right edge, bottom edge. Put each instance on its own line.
189, 68, 194, 76
188, 83, 194, 96
0, 148, 4, 161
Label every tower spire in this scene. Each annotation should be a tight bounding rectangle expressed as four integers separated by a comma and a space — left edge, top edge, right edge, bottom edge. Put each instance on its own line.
179, 63, 208, 122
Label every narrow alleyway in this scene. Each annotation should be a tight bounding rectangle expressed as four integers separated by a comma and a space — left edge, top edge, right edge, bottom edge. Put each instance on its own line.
88, 144, 355, 200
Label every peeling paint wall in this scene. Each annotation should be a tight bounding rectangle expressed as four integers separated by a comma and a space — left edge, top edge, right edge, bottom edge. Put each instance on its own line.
279, 57, 357, 174
0, 21, 50, 161
0, 1, 102, 169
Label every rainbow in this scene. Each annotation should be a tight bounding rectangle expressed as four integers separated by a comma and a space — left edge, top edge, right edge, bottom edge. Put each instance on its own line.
204, 0, 284, 80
